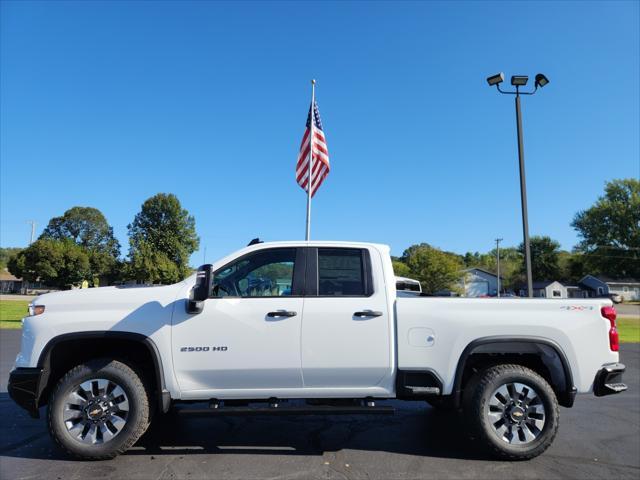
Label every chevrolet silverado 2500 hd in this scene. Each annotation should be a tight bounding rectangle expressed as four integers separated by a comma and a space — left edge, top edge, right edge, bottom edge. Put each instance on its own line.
8, 241, 627, 460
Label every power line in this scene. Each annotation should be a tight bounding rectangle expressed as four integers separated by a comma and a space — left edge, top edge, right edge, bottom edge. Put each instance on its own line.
576, 253, 639, 259
594, 245, 640, 251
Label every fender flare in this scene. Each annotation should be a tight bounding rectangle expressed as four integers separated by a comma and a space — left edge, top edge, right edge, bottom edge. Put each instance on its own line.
452, 336, 577, 408
37, 331, 171, 413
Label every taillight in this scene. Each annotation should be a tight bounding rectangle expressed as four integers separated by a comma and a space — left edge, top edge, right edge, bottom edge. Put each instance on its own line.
601, 306, 619, 352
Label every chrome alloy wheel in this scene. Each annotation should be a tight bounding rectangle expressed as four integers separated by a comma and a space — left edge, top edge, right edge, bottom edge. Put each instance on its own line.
63, 378, 129, 445
486, 382, 546, 445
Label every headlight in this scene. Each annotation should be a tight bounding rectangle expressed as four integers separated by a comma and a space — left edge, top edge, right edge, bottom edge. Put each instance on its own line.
28, 304, 45, 316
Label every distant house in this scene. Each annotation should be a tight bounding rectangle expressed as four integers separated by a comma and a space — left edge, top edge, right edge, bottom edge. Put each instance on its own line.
579, 275, 640, 301
518, 281, 568, 299
606, 278, 640, 301
0, 269, 57, 295
566, 285, 589, 299
0, 270, 23, 294
461, 268, 502, 297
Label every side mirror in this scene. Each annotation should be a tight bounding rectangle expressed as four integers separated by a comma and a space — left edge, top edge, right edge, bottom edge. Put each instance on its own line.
186, 264, 214, 314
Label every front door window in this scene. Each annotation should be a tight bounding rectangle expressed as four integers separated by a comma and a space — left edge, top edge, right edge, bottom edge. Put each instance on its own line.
213, 248, 297, 297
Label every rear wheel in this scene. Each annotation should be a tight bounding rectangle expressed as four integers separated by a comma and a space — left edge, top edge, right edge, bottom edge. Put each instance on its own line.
48, 359, 150, 460
464, 364, 559, 460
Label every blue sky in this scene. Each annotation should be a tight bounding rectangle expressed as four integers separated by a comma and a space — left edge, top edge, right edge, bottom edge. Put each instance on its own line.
1, 1, 638, 263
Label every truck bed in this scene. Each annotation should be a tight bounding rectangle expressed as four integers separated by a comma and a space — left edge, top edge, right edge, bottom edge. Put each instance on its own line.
395, 296, 618, 395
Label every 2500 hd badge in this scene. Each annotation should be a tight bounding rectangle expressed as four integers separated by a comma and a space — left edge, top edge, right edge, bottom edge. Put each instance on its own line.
180, 346, 228, 352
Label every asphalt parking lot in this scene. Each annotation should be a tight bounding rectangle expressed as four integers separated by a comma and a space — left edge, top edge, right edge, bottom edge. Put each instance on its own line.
0, 329, 638, 480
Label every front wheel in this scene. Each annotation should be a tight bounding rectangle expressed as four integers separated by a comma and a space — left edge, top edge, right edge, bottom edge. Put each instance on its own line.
464, 364, 559, 460
47, 359, 151, 460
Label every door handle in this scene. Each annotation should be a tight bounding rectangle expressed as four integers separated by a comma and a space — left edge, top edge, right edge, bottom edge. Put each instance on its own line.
354, 310, 383, 318
267, 310, 297, 318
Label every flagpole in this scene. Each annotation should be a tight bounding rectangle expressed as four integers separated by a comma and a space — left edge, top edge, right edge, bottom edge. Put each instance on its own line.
305, 79, 315, 241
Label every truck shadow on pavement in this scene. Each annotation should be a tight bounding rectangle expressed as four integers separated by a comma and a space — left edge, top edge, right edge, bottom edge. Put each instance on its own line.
0, 394, 487, 461
130, 401, 487, 460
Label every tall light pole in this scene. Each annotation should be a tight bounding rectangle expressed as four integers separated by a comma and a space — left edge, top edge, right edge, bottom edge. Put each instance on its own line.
486, 72, 549, 298
28, 220, 36, 245
495, 238, 503, 297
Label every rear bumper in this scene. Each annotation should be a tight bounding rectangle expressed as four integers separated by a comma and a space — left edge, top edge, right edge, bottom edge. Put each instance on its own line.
594, 363, 627, 397
7, 367, 44, 418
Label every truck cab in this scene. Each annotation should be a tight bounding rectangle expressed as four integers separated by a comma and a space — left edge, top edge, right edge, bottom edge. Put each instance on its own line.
173, 242, 397, 399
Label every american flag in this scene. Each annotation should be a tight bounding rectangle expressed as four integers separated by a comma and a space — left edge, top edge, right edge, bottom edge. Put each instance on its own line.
296, 101, 330, 197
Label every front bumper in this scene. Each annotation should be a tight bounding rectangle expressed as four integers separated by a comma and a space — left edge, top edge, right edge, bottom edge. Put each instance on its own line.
594, 363, 627, 397
7, 367, 44, 418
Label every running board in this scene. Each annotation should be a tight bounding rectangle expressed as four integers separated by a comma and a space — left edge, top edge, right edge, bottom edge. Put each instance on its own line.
406, 386, 440, 395
176, 404, 395, 416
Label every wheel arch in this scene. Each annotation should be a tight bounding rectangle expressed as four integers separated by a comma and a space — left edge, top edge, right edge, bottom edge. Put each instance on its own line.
452, 336, 576, 408
37, 331, 170, 413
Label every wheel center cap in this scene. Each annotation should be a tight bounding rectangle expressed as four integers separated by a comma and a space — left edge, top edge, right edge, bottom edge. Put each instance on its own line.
88, 406, 104, 419
509, 406, 525, 423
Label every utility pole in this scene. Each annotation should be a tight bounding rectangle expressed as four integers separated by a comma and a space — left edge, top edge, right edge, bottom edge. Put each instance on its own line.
28, 221, 36, 245
495, 238, 503, 297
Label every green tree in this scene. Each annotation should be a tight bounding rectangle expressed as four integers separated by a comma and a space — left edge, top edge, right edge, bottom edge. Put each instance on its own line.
561, 252, 588, 283
402, 244, 463, 294
392, 260, 412, 277
463, 252, 482, 267
40, 206, 120, 256
127, 193, 199, 284
555, 250, 587, 283
518, 236, 561, 281
572, 178, 640, 278
8, 239, 91, 289
0, 247, 23, 270
40, 206, 121, 284
126, 240, 182, 285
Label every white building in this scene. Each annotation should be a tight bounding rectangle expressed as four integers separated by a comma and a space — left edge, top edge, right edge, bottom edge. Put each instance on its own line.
518, 281, 568, 299
460, 268, 501, 297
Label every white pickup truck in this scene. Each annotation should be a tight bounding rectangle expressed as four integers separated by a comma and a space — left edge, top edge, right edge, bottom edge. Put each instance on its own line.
8, 241, 627, 460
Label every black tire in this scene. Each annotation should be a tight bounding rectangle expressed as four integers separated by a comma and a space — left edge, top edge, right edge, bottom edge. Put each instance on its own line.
463, 364, 559, 460
47, 358, 151, 460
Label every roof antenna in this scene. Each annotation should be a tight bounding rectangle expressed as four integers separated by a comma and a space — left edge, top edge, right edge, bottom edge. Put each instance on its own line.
248, 238, 263, 246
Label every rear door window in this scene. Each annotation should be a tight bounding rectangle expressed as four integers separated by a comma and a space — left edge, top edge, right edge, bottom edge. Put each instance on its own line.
317, 248, 366, 296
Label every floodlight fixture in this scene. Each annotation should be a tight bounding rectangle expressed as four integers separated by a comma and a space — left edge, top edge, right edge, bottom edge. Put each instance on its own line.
535, 73, 549, 88
511, 75, 529, 86
486, 73, 505, 86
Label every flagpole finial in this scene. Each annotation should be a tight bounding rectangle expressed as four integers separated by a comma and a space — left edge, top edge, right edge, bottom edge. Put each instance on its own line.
311, 79, 316, 85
